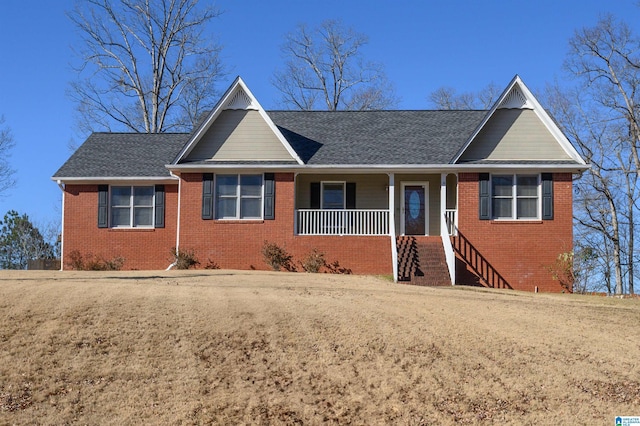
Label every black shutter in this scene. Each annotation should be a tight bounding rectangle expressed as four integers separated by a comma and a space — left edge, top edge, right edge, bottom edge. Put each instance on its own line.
310, 182, 320, 209
202, 173, 214, 220
346, 182, 356, 209
542, 173, 554, 220
264, 173, 275, 220
479, 173, 490, 220
98, 185, 108, 228
155, 185, 165, 228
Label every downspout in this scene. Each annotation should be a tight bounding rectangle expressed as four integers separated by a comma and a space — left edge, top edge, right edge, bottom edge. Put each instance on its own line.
388, 173, 397, 282
166, 171, 181, 270
56, 180, 65, 271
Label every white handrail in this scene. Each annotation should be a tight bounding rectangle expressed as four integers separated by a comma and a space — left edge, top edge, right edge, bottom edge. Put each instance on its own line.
441, 213, 456, 285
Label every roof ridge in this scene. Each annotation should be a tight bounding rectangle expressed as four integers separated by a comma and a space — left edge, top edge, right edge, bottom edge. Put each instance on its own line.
90, 132, 190, 135
267, 109, 490, 113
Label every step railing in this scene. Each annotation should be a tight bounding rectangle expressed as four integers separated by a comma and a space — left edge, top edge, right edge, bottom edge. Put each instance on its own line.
440, 213, 456, 285
451, 230, 512, 289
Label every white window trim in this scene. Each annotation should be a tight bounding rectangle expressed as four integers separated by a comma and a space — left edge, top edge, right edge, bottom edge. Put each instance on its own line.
110, 185, 155, 228
491, 174, 541, 221
321, 181, 346, 210
215, 174, 264, 220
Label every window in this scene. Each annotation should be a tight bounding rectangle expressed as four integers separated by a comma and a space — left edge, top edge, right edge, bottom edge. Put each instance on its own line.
491, 174, 539, 219
110, 186, 154, 227
322, 182, 345, 209
215, 174, 263, 219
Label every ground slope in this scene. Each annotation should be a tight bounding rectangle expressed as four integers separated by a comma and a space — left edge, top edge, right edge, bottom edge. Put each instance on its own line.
0, 270, 638, 424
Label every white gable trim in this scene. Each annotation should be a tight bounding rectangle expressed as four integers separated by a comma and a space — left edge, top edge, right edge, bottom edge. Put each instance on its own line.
452, 75, 586, 165
172, 76, 304, 165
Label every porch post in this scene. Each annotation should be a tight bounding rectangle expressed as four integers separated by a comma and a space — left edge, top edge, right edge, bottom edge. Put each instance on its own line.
388, 173, 397, 282
293, 173, 298, 235
440, 173, 447, 232
441, 173, 456, 285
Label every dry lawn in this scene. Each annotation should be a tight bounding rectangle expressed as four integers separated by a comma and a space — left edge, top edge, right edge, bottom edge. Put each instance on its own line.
0, 270, 639, 424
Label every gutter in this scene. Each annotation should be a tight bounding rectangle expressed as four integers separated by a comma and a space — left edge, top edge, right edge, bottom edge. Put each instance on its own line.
166, 163, 589, 174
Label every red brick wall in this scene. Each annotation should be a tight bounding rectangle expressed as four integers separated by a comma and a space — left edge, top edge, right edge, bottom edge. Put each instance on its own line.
456, 172, 573, 292
178, 172, 392, 274
62, 184, 178, 270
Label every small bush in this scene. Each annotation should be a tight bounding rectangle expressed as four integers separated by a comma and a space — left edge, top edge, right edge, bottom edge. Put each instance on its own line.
67, 250, 125, 271
325, 260, 352, 275
172, 248, 200, 270
205, 258, 220, 270
546, 251, 574, 293
300, 249, 326, 273
262, 241, 295, 271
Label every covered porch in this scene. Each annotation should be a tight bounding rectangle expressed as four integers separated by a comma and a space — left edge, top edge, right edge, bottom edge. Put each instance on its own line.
294, 173, 458, 237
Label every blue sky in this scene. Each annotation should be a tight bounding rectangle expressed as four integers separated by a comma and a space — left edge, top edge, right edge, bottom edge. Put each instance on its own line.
1, 0, 640, 228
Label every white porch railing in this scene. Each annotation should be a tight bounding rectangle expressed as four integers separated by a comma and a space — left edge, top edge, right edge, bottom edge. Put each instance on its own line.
296, 209, 389, 235
445, 209, 457, 236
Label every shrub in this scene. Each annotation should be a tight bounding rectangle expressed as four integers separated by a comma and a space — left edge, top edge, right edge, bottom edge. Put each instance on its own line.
171, 248, 200, 270
205, 258, 220, 270
300, 248, 326, 273
262, 241, 295, 271
546, 251, 574, 293
325, 260, 352, 275
67, 250, 125, 271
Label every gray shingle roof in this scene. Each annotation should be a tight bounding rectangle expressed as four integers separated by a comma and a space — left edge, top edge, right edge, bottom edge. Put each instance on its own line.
268, 110, 488, 164
57, 110, 552, 178
53, 133, 188, 178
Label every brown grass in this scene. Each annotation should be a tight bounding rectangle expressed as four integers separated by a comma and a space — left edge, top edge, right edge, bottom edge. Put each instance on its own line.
0, 270, 639, 424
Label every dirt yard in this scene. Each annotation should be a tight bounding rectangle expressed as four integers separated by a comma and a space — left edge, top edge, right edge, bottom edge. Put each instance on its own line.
0, 270, 638, 424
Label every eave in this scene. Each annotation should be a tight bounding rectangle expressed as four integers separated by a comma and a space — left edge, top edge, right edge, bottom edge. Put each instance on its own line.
166, 162, 589, 175
52, 176, 179, 185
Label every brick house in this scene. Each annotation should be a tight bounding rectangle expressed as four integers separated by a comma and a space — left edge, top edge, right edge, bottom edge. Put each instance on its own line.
53, 75, 587, 292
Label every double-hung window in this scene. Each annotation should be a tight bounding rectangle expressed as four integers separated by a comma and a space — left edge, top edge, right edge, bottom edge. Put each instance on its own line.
491, 174, 539, 220
215, 174, 263, 219
322, 182, 345, 209
110, 186, 154, 227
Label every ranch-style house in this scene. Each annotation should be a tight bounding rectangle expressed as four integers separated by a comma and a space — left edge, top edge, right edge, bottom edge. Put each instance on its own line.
53, 75, 588, 292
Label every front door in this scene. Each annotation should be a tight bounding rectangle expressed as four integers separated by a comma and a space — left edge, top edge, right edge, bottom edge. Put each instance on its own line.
403, 184, 428, 235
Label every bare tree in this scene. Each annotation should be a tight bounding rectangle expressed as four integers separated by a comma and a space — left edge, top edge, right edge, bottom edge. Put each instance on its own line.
544, 15, 640, 295
0, 116, 15, 196
273, 20, 397, 111
428, 83, 500, 110
68, 0, 224, 133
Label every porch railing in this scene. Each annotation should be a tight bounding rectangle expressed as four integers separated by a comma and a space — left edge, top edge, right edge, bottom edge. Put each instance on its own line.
296, 209, 389, 235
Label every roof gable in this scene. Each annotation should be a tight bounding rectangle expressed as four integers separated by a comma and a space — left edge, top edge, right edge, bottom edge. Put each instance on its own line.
174, 77, 303, 165
454, 76, 586, 165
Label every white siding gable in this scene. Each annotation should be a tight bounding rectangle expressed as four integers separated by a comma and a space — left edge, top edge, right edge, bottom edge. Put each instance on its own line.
185, 109, 294, 162
174, 77, 302, 165
454, 76, 586, 165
